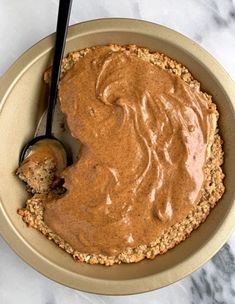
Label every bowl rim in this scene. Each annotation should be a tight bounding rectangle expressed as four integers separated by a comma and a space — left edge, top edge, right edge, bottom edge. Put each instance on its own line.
0, 18, 235, 295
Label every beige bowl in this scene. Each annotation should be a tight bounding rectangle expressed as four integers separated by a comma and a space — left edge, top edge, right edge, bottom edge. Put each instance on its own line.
0, 19, 235, 295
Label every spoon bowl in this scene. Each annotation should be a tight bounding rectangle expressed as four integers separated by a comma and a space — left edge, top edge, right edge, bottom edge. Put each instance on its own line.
19, 135, 67, 164
19, 135, 68, 167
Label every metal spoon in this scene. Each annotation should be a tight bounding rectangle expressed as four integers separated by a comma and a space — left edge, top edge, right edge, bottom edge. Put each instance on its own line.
19, 0, 73, 165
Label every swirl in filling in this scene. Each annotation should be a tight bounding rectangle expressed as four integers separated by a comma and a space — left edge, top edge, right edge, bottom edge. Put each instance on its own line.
44, 46, 215, 256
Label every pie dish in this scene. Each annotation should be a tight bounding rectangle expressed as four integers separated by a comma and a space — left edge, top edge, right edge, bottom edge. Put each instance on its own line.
17, 44, 224, 266
0, 19, 235, 294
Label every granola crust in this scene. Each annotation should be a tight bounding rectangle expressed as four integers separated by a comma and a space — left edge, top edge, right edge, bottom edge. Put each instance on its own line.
18, 44, 225, 266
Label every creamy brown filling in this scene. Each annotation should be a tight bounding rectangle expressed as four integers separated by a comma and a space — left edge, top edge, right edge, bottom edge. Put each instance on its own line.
43, 46, 214, 256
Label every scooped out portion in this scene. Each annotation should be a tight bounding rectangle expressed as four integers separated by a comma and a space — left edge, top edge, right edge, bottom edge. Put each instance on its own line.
17, 139, 67, 194
17, 45, 224, 265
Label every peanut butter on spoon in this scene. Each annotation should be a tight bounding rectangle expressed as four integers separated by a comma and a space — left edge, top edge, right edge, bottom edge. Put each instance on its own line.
17, 139, 67, 193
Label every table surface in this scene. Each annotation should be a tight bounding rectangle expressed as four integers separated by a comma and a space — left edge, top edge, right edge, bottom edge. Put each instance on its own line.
0, 0, 235, 303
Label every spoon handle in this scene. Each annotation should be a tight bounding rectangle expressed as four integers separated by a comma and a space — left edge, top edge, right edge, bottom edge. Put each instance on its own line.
46, 0, 73, 137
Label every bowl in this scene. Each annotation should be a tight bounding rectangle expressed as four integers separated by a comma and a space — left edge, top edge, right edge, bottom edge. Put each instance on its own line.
0, 18, 235, 295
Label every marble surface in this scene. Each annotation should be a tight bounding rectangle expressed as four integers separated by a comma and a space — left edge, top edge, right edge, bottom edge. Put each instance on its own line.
0, 0, 235, 303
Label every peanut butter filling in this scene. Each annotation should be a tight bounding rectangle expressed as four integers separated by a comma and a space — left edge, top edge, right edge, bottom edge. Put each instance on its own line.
43, 46, 214, 256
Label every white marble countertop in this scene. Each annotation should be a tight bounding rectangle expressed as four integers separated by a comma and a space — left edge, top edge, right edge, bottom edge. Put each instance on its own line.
0, 0, 235, 303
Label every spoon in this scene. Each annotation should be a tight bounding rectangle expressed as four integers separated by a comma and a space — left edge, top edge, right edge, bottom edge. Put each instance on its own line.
19, 0, 73, 166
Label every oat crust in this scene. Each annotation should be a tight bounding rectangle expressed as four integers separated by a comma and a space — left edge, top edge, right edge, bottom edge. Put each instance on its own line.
18, 44, 225, 266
